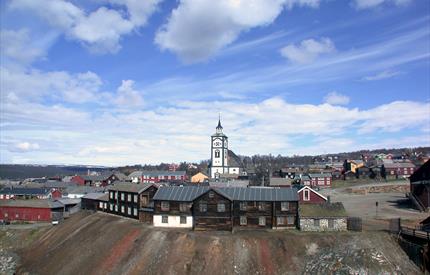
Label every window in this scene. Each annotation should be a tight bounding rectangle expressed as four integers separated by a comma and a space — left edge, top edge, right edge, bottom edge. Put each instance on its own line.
258, 202, 265, 211
180, 216, 187, 224
109, 192, 113, 199
133, 208, 138, 216
161, 201, 170, 211
199, 202, 207, 212
208, 191, 214, 198
127, 194, 132, 202
259, 216, 266, 226
304, 190, 310, 201
328, 219, 334, 229
127, 207, 131, 215
217, 203, 225, 212
162, 216, 168, 223
314, 219, 320, 227
240, 202, 247, 211
215, 150, 220, 158
277, 216, 286, 225
115, 205, 118, 212
121, 205, 125, 213
99, 202, 103, 208
121, 193, 125, 201
115, 192, 118, 199
240, 216, 247, 225
134, 195, 138, 203
287, 216, 294, 225
109, 204, 113, 211
4, 213, 7, 218
104, 202, 107, 209
180, 203, 188, 212
141, 196, 148, 206
281, 202, 289, 211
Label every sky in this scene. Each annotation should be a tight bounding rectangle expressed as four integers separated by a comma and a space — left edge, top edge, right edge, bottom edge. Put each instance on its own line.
0, 0, 429, 166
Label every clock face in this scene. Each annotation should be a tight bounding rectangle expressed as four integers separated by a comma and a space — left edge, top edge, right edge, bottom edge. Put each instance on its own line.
214, 141, 221, 147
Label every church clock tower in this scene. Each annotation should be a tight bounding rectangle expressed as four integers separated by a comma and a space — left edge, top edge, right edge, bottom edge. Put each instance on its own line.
210, 117, 229, 178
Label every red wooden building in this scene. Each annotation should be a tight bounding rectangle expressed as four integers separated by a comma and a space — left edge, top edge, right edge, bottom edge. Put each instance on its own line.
0, 187, 62, 200
297, 186, 327, 204
0, 200, 64, 222
308, 173, 332, 187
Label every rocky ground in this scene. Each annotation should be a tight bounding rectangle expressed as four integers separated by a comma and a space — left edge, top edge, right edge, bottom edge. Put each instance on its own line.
0, 212, 421, 275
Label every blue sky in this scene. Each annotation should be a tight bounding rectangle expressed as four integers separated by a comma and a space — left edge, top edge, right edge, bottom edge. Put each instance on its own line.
0, 0, 429, 166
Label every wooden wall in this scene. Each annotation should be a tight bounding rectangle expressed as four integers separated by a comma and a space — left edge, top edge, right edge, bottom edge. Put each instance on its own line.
193, 190, 232, 231
232, 201, 273, 229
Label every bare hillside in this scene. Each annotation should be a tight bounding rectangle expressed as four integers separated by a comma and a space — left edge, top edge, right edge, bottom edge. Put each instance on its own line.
10, 212, 420, 275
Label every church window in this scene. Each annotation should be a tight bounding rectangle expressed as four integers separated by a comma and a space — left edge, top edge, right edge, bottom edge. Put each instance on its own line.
215, 150, 220, 158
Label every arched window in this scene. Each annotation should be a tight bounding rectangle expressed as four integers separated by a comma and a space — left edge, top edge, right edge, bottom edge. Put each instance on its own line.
215, 150, 220, 158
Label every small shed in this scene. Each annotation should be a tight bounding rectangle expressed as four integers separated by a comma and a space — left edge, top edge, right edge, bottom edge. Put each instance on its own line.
0, 200, 64, 222
191, 172, 209, 183
299, 202, 347, 231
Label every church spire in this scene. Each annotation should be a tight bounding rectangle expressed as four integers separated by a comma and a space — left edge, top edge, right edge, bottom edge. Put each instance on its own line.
216, 113, 223, 133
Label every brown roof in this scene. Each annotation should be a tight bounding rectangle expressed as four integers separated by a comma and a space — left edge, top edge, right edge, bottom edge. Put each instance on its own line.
107, 182, 155, 193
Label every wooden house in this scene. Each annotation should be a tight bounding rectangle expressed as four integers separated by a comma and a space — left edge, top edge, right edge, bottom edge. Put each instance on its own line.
297, 186, 327, 204
152, 186, 299, 230
81, 193, 108, 211
0, 187, 62, 200
0, 200, 64, 222
108, 182, 158, 223
410, 160, 430, 210
153, 186, 207, 228
308, 173, 332, 187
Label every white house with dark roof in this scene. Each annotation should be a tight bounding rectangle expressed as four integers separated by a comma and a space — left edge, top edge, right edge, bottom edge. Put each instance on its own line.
209, 118, 243, 178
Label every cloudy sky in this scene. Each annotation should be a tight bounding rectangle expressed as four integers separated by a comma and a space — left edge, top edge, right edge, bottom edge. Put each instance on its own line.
0, 0, 429, 166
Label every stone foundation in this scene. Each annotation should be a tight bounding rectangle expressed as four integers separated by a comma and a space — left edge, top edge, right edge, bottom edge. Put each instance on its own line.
300, 218, 347, 231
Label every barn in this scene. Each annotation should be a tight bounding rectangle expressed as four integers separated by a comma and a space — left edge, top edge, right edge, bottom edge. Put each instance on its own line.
297, 186, 327, 204
0, 200, 64, 222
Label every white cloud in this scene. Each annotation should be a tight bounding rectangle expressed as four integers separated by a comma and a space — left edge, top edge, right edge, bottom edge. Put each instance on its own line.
112, 80, 144, 107
362, 70, 402, 81
323, 91, 350, 105
155, 0, 320, 63
0, 29, 46, 65
2, 91, 429, 165
280, 37, 335, 64
9, 0, 161, 53
353, 0, 412, 9
12, 142, 40, 152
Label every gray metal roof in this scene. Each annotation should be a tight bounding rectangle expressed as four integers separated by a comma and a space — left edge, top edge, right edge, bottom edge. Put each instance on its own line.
153, 186, 210, 201
219, 187, 298, 201
153, 186, 298, 202
0, 199, 64, 209
81, 192, 107, 200
0, 187, 52, 195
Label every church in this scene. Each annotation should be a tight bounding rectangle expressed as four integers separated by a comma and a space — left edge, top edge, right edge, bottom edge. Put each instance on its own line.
209, 118, 243, 178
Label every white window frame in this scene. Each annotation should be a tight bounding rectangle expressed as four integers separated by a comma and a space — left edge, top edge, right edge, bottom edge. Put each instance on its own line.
240, 216, 247, 225
127, 194, 132, 202
121, 193, 125, 201
281, 202, 289, 211
127, 207, 131, 215
217, 203, 225, 212
134, 194, 138, 203
259, 216, 266, 226
303, 189, 310, 201
133, 208, 138, 216
121, 205, 125, 213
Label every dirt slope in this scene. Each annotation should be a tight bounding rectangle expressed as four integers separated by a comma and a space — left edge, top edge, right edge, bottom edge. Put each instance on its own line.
15, 212, 419, 275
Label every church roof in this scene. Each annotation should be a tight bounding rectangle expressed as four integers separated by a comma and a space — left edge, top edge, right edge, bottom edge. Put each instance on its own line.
228, 150, 243, 168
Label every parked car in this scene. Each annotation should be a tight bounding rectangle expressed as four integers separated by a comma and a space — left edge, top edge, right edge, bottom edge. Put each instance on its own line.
51, 220, 59, 225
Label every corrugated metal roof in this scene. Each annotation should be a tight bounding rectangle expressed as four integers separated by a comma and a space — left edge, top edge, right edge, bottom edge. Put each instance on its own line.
0, 187, 51, 195
308, 173, 332, 178
153, 186, 298, 202
153, 186, 209, 201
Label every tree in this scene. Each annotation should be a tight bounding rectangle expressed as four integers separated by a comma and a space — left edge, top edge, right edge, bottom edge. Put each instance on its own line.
380, 164, 386, 180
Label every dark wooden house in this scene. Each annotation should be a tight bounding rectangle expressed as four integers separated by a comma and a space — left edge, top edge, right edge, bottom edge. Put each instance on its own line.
153, 186, 299, 230
108, 182, 158, 222
410, 160, 430, 210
